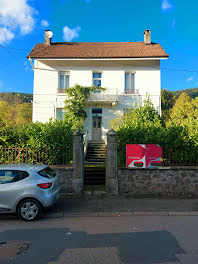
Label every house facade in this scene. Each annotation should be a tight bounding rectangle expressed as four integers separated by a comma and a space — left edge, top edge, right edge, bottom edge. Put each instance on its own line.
27, 30, 168, 141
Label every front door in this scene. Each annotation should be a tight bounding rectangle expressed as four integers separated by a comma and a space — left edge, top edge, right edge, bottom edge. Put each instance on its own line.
92, 116, 102, 141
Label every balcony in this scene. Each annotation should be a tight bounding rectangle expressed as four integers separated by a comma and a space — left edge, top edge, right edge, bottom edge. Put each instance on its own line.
87, 89, 118, 105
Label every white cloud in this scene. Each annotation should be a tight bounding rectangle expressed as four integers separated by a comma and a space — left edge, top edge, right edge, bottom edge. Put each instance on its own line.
0, 0, 35, 36
63, 26, 81, 42
0, 27, 14, 44
161, 0, 174, 11
41, 19, 49, 28
186, 77, 193, 82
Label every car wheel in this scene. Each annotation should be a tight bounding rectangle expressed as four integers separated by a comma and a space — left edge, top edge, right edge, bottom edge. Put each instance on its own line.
18, 199, 42, 221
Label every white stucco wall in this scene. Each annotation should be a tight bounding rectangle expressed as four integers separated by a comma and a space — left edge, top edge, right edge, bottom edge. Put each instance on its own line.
32, 59, 163, 140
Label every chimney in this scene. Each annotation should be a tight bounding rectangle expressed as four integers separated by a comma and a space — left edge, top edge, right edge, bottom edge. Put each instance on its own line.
44, 30, 53, 46
144, 29, 151, 45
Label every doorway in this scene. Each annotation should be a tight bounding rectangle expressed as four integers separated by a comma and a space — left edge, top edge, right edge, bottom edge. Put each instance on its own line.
92, 116, 102, 141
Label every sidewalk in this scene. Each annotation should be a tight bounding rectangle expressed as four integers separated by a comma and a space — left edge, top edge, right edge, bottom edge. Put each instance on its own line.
46, 195, 198, 218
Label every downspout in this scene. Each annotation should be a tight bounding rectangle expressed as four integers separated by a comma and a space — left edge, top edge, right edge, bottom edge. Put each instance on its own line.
51, 102, 56, 121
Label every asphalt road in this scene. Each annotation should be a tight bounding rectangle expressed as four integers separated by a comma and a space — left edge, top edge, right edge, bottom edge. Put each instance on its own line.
0, 215, 198, 264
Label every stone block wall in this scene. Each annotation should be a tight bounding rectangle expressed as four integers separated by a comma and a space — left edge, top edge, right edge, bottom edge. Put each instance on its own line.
51, 166, 74, 194
118, 168, 198, 197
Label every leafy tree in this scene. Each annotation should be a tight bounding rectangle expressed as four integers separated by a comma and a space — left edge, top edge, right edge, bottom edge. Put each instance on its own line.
169, 92, 198, 125
0, 101, 17, 127
17, 103, 32, 125
111, 99, 165, 164
64, 84, 104, 130
161, 89, 176, 122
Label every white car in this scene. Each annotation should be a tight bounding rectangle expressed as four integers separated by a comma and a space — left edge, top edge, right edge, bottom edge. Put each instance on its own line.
0, 164, 60, 221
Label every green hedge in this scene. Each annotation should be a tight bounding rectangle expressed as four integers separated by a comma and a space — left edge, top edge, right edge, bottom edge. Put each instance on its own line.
113, 101, 198, 166
0, 119, 73, 165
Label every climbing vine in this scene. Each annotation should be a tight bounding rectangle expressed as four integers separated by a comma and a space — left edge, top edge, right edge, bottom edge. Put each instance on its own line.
64, 84, 104, 130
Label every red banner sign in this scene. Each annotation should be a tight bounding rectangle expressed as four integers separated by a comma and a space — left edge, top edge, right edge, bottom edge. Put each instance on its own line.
126, 144, 162, 168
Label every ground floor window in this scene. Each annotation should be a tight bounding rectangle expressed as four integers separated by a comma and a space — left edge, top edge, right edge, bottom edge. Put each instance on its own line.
92, 108, 102, 114
56, 108, 66, 120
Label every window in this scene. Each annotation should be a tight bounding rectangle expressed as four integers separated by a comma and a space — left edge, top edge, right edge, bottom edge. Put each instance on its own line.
93, 72, 102, 93
59, 72, 70, 92
125, 73, 135, 94
0, 170, 29, 184
56, 108, 66, 120
92, 108, 102, 114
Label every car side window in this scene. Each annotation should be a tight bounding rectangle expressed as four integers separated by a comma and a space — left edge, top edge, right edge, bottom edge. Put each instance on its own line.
0, 170, 29, 184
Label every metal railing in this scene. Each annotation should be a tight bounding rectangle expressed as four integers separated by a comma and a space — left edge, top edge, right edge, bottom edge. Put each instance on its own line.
88, 89, 118, 103
0, 146, 72, 165
118, 145, 198, 167
162, 147, 198, 167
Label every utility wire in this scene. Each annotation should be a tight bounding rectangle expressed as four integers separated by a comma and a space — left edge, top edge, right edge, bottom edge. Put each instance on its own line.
0, 44, 26, 66
1, 43, 198, 73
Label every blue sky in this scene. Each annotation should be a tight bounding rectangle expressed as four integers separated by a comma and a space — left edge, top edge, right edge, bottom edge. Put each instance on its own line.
0, 0, 198, 94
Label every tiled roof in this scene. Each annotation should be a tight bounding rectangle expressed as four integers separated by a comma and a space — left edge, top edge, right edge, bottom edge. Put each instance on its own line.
27, 42, 169, 59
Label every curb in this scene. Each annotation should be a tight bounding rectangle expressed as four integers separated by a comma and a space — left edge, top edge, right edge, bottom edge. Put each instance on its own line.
44, 211, 198, 218
1, 212, 198, 220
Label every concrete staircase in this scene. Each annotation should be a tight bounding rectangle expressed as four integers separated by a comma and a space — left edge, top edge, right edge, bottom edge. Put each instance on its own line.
84, 141, 106, 185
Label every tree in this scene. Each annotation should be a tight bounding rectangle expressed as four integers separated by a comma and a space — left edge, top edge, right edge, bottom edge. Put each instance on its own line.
111, 99, 165, 164
0, 101, 17, 127
64, 84, 104, 130
161, 89, 176, 122
17, 103, 32, 125
169, 92, 197, 125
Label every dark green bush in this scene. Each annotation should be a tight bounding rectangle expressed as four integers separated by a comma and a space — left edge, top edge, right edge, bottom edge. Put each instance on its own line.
0, 119, 73, 164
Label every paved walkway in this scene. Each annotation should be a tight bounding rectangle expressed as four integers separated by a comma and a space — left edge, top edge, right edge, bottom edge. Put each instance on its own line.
46, 195, 198, 217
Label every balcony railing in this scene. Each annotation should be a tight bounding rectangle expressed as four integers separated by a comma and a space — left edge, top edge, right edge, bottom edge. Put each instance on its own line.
87, 89, 118, 104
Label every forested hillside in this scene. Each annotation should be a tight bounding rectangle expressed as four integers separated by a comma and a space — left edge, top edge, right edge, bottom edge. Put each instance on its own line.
0, 92, 33, 104
173, 88, 198, 99
0, 93, 32, 127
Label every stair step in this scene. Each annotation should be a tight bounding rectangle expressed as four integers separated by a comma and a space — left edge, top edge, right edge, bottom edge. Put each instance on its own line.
85, 173, 105, 175
86, 157, 105, 159
86, 160, 105, 163
85, 160, 105, 163
84, 180, 105, 185
87, 153, 105, 155
86, 158, 105, 160
85, 172, 105, 175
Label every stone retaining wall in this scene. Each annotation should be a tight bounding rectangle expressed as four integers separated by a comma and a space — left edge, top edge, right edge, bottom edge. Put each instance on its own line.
118, 168, 198, 197
51, 166, 74, 195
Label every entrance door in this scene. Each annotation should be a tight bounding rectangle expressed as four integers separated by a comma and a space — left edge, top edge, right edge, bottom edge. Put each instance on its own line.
92, 116, 102, 141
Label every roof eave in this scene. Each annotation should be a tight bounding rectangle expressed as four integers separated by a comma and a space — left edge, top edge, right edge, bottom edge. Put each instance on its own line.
27, 56, 169, 60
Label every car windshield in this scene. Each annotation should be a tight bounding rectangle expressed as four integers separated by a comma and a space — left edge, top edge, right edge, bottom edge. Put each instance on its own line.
38, 167, 56, 179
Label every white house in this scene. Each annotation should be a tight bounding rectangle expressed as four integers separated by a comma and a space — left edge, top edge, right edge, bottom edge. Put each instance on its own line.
27, 30, 168, 141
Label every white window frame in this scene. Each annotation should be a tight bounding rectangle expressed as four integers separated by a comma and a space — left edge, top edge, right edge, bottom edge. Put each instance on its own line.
58, 71, 70, 92
124, 72, 136, 94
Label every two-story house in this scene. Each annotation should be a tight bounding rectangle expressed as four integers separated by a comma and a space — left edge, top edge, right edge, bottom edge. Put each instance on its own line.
27, 30, 168, 141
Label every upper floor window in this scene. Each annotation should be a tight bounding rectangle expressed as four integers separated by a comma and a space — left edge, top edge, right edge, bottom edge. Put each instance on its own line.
125, 72, 135, 94
59, 72, 70, 92
93, 72, 102, 93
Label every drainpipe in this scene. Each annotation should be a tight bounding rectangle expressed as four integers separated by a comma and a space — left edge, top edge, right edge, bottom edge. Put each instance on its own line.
51, 102, 56, 121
